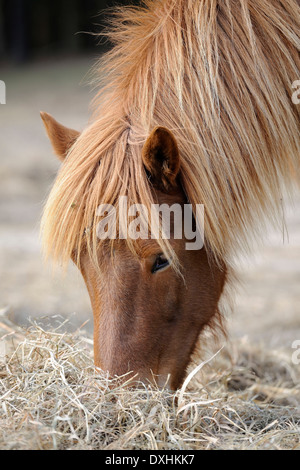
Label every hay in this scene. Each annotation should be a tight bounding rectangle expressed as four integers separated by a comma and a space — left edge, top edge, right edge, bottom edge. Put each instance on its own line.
0, 314, 299, 450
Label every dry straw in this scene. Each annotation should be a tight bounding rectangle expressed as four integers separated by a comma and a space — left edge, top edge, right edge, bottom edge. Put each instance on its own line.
0, 315, 299, 450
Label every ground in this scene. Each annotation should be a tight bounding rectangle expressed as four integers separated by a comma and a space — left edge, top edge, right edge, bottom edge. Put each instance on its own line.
0, 58, 299, 450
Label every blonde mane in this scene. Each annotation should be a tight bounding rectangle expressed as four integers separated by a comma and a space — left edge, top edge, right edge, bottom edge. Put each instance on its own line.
41, 0, 300, 270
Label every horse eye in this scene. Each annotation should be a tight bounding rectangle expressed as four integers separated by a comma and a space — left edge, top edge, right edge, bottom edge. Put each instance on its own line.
151, 254, 170, 274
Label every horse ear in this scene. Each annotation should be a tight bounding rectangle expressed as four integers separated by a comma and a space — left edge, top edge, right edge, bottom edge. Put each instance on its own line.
142, 127, 180, 191
40, 112, 80, 162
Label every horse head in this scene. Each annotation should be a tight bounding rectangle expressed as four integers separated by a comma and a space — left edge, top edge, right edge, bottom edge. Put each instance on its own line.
41, 113, 226, 389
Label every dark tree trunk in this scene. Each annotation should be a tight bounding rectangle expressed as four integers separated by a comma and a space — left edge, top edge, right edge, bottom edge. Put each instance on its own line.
9, 0, 27, 63
0, 0, 6, 59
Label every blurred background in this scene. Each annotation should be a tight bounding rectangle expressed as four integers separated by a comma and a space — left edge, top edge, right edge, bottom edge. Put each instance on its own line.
0, 0, 299, 351
0, 0, 141, 64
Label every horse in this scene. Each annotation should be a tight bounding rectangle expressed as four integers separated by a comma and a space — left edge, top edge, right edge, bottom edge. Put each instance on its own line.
40, 0, 300, 390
